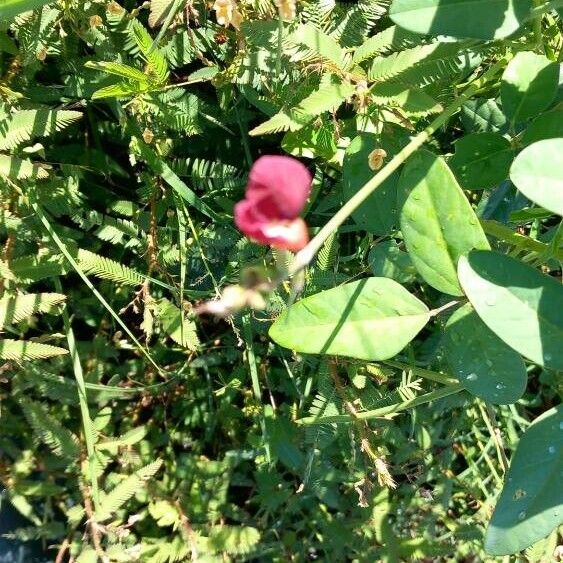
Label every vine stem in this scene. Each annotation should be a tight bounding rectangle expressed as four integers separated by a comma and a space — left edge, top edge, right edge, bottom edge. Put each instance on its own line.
288, 57, 508, 277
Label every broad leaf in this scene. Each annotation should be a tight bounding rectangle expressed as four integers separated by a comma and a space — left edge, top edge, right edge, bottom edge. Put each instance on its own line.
443, 303, 526, 404
510, 139, 563, 216
485, 405, 563, 555
461, 98, 508, 134
368, 240, 417, 284
449, 132, 513, 190
269, 278, 430, 361
0, 0, 53, 18
398, 150, 490, 296
500, 52, 559, 124
343, 134, 399, 235
458, 250, 563, 370
522, 110, 563, 146
389, 0, 533, 40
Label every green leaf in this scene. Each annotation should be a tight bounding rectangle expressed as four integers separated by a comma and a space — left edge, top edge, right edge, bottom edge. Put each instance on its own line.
443, 303, 526, 404
0, 109, 82, 151
397, 150, 490, 296
287, 24, 347, 70
343, 134, 399, 235
389, 0, 533, 40
0, 339, 68, 360
370, 82, 442, 115
458, 250, 563, 370
157, 298, 200, 351
352, 25, 424, 64
368, 240, 417, 284
522, 110, 563, 146
500, 52, 559, 124
137, 143, 221, 221
0, 0, 53, 18
449, 132, 514, 190
485, 405, 563, 555
97, 459, 163, 521
0, 154, 49, 180
19, 398, 79, 460
510, 139, 563, 216
0, 292, 66, 329
269, 278, 430, 361
84, 61, 149, 84
461, 98, 509, 134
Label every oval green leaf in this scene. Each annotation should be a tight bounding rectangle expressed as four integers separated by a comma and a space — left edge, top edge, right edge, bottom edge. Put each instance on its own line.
510, 139, 563, 216
389, 0, 533, 40
343, 134, 399, 235
458, 250, 563, 370
500, 52, 559, 124
449, 132, 513, 190
522, 110, 563, 146
269, 278, 430, 361
485, 405, 563, 555
443, 303, 526, 404
461, 98, 509, 135
368, 240, 417, 284
398, 150, 490, 296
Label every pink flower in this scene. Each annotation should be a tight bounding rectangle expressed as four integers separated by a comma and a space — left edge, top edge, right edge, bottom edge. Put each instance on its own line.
235, 155, 312, 252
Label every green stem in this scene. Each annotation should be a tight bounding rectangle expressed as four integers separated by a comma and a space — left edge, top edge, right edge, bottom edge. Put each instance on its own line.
32, 200, 164, 375
241, 313, 271, 462
288, 57, 508, 276
481, 219, 563, 261
298, 384, 464, 425
276, 8, 283, 76
533, 0, 545, 52
54, 278, 100, 511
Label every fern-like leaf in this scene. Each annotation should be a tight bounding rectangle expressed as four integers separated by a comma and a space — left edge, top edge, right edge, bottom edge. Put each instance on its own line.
0, 339, 68, 360
75, 249, 145, 286
0, 154, 49, 180
19, 398, 80, 460
0, 292, 66, 329
0, 109, 82, 150
97, 459, 163, 521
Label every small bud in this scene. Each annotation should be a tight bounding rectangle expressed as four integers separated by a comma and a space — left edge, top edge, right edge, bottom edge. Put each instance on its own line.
368, 148, 387, 171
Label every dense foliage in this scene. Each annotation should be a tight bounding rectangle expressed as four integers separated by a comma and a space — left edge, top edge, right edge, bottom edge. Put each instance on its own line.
0, 0, 562, 561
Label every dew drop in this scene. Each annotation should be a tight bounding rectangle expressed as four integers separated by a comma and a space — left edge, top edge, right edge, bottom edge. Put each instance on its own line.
466, 373, 478, 381
485, 297, 496, 306
496, 383, 505, 390
544, 353, 552, 362
559, 421, 563, 430
485, 359, 493, 367
518, 511, 526, 520
548, 445, 556, 454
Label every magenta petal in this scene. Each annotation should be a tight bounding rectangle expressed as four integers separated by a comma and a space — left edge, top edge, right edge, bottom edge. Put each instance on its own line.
246, 155, 312, 219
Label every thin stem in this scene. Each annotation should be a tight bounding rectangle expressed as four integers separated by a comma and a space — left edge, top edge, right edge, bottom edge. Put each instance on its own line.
288, 57, 508, 276
241, 313, 271, 462
54, 278, 100, 511
276, 8, 283, 76
480, 401, 510, 473
532, 0, 545, 52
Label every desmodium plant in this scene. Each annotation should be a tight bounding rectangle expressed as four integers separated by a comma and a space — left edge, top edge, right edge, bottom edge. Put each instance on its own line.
0, 0, 562, 561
